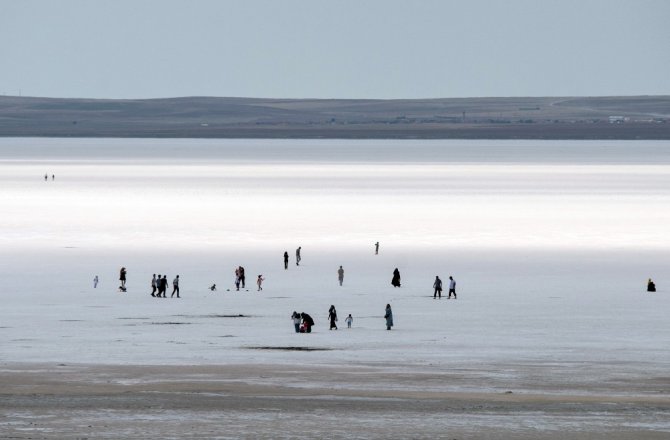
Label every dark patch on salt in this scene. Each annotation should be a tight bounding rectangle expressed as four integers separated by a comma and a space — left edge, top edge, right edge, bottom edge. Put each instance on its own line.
59, 319, 84, 322
173, 314, 250, 318
247, 346, 333, 352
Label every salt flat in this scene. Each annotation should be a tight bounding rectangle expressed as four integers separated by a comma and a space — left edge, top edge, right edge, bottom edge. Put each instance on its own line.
1, 138, 669, 438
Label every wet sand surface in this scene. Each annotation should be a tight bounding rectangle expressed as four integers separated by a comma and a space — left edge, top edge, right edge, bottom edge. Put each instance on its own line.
2, 363, 669, 439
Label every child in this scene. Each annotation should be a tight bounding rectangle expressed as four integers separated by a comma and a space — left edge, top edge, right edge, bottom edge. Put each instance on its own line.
345, 314, 353, 328
257, 275, 265, 291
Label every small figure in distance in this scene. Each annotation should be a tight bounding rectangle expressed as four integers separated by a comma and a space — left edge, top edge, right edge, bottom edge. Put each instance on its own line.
328, 305, 338, 330
647, 278, 656, 292
160, 275, 168, 298
345, 313, 353, 329
375, 242, 379, 255
119, 267, 127, 291
52, 174, 55, 181
171, 275, 180, 298
337, 265, 344, 286
234, 267, 241, 291
284, 251, 289, 270
44, 173, 48, 181
433, 276, 442, 299
93, 275, 99, 289
239, 266, 246, 288
209, 283, 217, 291
291, 311, 301, 333
151, 274, 157, 297
391, 268, 401, 288
384, 304, 393, 330
448, 276, 457, 299
296, 246, 301, 266
257, 274, 264, 291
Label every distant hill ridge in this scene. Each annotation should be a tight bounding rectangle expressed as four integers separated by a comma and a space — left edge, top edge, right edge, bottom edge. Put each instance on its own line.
0, 95, 668, 139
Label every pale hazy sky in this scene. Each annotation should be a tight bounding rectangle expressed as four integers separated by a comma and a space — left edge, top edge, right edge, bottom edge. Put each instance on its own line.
1, 0, 669, 99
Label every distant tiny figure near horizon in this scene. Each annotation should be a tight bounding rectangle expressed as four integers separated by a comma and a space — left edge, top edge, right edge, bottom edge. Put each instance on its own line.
93, 275, 99, 289
44, 173, 48, 181
391, 268, 401, 288
433, 276, 442, 299
338, 265, 344, 286
209, 284, 217, 291
119, 267, 127, 291
284, 251, 289, 270
375, 242, 379, 255
52, 174, 55, 181
448, 276, 457, 299
172, 275, 180, 298
647, 278, 656, 292
257, 274, 264, 291
345, 314, 353, 328
296, 246, 301, 266
384, 304, 393, 330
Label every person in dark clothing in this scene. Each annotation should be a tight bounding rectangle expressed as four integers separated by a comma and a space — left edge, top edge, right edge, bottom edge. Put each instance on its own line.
328, 305, 338, 330
648, 278, 656, 292
284, 251, 289, 270
433, 276, 442, 299
296, 247, 301, 266
391, 268, 401, 287
119, 267, 127, 288
384, 304, 393, 330
375, 242, 379, 255
239, 266, 246, 288
161, 275, 168, 298
156, 274, 162, 297
300, 312, 314, 333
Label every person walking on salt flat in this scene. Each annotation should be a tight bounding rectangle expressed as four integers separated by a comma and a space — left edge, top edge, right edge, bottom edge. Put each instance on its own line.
296, 246, 301, 266
151, 274, 157, 297
433, 276, 442, 299
119, 267, 127, 291
337, 266, 344, 286
93, 275, 99, 288
384, 304, 393, 330
257, 275, 264, 291
328, 305, 338, 330
391, 268, 401, 287
284, 251, 289, 270
375, 242, 379, 254
172, 275, 180, 298
345, 314, 353, 328
448, 276, 457, 299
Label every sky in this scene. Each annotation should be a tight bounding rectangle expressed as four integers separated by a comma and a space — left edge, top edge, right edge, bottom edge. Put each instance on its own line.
1, 0, 669, 99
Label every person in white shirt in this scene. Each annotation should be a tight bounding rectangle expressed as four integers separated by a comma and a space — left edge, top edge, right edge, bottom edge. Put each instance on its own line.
448, 276, 457, 299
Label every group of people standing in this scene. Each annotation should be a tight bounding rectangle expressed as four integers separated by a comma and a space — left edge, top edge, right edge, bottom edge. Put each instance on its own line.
291, 311, 314, 333
151, 274, 180, 298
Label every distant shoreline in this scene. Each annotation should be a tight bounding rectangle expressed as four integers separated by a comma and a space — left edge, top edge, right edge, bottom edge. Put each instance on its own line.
1, 95, 669, 140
